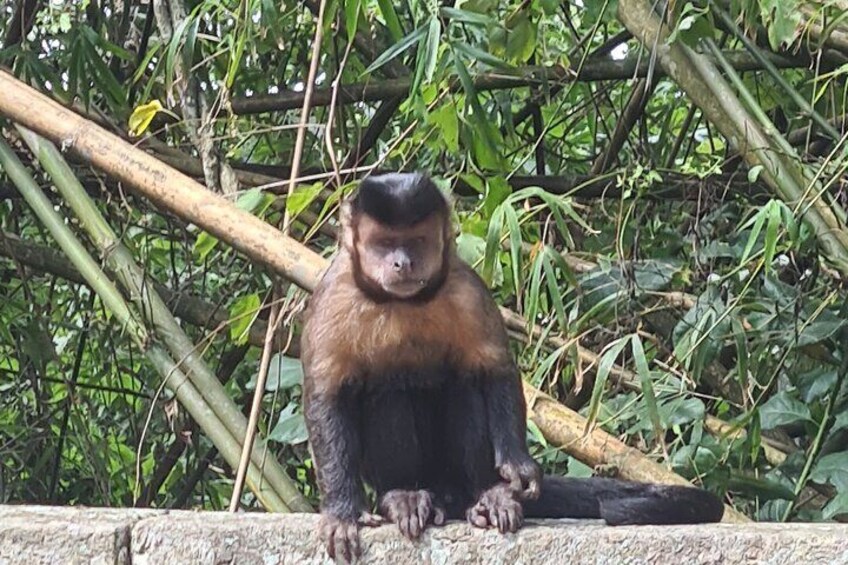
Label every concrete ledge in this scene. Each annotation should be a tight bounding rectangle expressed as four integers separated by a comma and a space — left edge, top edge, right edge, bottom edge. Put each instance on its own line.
0, 505, 162, 565
2, 506, 848, 564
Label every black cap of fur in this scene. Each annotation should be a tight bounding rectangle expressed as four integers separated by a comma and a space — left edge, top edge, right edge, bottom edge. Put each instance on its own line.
352, 172, 447, 227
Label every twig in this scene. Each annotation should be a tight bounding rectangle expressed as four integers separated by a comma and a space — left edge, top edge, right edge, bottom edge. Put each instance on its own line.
228, 0, 328, 511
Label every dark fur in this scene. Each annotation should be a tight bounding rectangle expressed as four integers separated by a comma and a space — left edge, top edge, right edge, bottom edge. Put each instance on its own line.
353, 172, 449, 227
301, 172, 723, 562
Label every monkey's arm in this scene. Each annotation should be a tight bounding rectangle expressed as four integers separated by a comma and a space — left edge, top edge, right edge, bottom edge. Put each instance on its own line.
484, 365, 542, 499
303, 387, 366, 561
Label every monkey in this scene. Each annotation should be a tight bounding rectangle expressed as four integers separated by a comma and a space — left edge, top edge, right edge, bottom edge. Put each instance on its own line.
300, 172, 724, 562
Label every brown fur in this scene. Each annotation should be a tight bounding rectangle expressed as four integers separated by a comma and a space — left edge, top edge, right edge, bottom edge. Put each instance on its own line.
301, 250, 511, 394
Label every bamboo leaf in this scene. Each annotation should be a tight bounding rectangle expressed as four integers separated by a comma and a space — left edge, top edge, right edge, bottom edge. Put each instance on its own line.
376, 0, 404, 41
586, 337, 629, 430
363, 25, 427, 76
128, 100, 163, 137
630, 334, 662, 440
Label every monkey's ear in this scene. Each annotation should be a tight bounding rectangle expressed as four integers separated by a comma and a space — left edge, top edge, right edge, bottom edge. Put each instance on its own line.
340, 200, 355, 251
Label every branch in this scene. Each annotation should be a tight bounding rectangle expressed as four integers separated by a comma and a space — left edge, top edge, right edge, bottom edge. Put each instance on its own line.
230, 51, 808, 114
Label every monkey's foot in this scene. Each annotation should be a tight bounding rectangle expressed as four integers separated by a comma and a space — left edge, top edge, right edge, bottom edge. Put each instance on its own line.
466, 483, 524, 533
379, 489, 446, 540
320, 513, 361, 564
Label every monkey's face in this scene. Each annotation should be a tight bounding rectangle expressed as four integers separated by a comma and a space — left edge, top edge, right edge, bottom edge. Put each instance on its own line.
353, 213, 445, 299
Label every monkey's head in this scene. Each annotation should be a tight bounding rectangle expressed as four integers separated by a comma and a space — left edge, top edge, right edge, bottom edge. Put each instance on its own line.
342, 172, 451, 302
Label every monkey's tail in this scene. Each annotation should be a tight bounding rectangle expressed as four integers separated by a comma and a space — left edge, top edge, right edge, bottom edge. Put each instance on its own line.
522, 475, 724, 525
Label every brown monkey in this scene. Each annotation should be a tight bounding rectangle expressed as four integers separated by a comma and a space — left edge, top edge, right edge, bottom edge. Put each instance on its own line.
301, 172, 723, 562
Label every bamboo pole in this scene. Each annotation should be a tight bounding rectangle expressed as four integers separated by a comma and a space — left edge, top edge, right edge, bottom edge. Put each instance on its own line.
0, 69, 742, 521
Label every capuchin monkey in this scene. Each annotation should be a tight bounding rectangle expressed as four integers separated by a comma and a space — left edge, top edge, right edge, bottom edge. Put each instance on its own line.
300, 172, 724, 562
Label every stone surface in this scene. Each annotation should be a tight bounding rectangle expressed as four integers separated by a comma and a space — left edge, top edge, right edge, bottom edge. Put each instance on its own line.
0, 505, 161, 565
133, 512, 848, 565
3, 505, 848, 564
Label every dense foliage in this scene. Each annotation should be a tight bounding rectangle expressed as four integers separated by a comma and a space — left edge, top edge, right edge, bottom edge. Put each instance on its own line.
1, 0, 848, 523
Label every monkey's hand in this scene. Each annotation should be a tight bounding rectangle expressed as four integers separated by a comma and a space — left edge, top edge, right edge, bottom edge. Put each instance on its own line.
379, 489, 446, 540
466, 483, 524, 533
498, 455, 542, 501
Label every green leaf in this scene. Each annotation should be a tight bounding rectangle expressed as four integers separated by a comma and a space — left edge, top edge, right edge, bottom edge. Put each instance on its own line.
268, 402, 309, 445
412, 18, 441, 95
286, 182, 324, 219
376, 0, 404, 42
452, 41, 514, 71
748, 164, 764, 183
247, 353, 304, 391
822, 492, 848, 520
811, 451, 848, 490
363, 25, 427, 76
456, 232, 486, 266
344, 0, 362, 40
759, 391, 812, 430
438, 7, 493, 26
228, 293, 261, 344
631, 335, 661, 439
427, 104, 459, 153
193, 231, 219, 262
586, 337, 630, 429
658, 397, 705, 428
505, 13, 536, 63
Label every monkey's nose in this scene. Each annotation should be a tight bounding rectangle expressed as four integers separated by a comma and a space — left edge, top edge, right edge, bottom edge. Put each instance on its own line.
392, 256, 412, 272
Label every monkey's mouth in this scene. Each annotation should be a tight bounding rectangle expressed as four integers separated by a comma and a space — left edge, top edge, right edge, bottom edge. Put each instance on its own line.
383, 278, 428, 298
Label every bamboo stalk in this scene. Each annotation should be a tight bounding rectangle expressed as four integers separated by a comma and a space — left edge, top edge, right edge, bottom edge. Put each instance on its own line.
0, 137, 291, 513
616, 0, 848, 275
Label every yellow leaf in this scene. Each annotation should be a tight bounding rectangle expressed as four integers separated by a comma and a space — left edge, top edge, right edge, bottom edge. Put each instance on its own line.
128, 100, 163, 137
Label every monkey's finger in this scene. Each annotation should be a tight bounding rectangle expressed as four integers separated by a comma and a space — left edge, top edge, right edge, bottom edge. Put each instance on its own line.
333, 526, 352, 564
467, 505, 489, 529
523, 478, 541, 501
416, 494, 431, 529
433, 506, 446, 526
359, 511, 383, 527
500, 465, 523, 493
409, 513, 421, 539
348, 522, 363, 559
508, 505, 522, 533
401, 514, 414, 539
497, 508, 509, 534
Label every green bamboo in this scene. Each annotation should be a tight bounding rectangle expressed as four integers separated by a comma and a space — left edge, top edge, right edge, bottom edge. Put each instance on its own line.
16, 126, 311, 512
617, 0, 848, 275
0, 135, 290, 513
712, 5, 842, 142
701, 39, 848, 227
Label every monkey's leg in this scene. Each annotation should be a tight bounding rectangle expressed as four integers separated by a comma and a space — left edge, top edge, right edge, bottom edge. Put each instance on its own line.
303, 388, 366, 563
436, 379, 530, 533
361, 386, 444, 540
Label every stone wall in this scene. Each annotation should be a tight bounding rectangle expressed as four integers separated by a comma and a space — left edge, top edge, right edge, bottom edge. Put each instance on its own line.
1, 505, 847, 564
